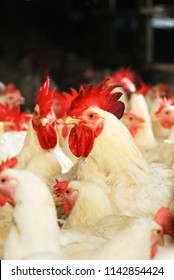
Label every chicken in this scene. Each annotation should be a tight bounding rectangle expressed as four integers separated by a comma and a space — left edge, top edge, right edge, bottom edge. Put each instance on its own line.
155, 98, 174, 141
121, 110, 145, 137
0, 157, 169, 260
154, 213, 174, 259
53, 179, 115, 230
150, 97, 170, 140
0, 203, 13, 259
129, 93, 157, 150
60, 217, 164, 260
0, 160, 62, 260
16, 76, 73, 184
0, 83, 25, 108
0, 103, 31, 133
59, 80, 174, 217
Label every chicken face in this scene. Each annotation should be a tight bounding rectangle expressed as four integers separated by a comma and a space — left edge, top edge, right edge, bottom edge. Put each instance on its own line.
2, 83, 25, 108
53, 179, 78, 215
64, 80, 124, 157
156, 106, 174, 128
65, 108, 104, 157
155, 98, 174, 128
150, 226, 164, 259
0, 171, 17, 207
32, 77, 57, 150
121, 111, 145, 137
4, 92, 25, 108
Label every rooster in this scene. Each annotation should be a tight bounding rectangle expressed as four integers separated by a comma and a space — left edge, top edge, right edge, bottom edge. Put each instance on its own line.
16, 77, 73, 184
60, 80, 174, 217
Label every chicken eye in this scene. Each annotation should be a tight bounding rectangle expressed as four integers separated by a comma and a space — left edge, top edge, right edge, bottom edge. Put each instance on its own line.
89, 113, 94, 118
65, 190, 70, 194
0, 178, 6, 183
129, 116, 133, 121
165, 111, 169, 115
8, 96, 14, 100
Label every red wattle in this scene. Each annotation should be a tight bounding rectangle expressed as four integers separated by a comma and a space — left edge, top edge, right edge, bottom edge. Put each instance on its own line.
32, 121, 57, 150
68, 125, 95, 157
0, 193, 8, 206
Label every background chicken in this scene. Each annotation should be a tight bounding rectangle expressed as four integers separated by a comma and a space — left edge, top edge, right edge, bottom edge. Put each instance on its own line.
121, 110, 145, 138
0, 83, 25, 108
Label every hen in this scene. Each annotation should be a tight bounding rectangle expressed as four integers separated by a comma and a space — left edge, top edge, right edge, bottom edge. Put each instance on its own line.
59, 80, 174, 217
53, 179, 115, 230
0, 161, 62, 260
0, 158, 169, 260
0, 83, 25, 108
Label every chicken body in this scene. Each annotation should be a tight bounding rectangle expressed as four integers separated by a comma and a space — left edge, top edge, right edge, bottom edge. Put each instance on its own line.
61, 217, 164, 260
16, 120, 62, 184
53, 180, 115, 231
64, 106, 174, 217
0, 204, 13, 259
0, 168, 62, 260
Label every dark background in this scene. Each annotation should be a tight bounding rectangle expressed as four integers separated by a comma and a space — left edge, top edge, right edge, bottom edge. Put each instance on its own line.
1, 0, 174, 109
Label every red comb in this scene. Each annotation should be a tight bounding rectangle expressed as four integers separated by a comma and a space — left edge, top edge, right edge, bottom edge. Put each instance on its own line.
36, 76, 55, 117
0, 157, 18, 172
53, 88, 79, 118
0, 103, 31, 131
136, 81, 152, 96
107, 67, 141, 93
155, 98, 173, 115
154, 207, 173, 236
53, 179, 69, 196
67, 79, 125, 119
2, 83, 21, 96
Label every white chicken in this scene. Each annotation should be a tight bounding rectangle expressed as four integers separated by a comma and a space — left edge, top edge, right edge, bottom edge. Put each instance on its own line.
0, 164, 62, 260
0, 158, 168, 260
16, 77, 73, 184
0, 83, 25, 108
61, 215, 164, 260
53, 179, 115, 231
59, 80, 174, 217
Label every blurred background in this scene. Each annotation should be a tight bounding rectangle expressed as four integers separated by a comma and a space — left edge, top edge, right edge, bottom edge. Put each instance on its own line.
1, 0, 174, 109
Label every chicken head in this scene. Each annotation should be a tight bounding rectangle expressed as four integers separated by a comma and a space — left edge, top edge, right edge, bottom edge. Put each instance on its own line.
53, 179, 78, 215
32, 77, 57, 150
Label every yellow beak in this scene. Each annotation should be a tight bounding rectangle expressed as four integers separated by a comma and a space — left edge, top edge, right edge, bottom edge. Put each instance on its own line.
37, 117, 48, 126
64, 116, 80, 125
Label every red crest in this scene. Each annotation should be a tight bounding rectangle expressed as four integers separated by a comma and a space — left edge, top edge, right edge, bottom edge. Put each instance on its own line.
0, 157, 18, 172
155, 98, 173, 115
36, 76, 55, 117
67, 79, 125, 119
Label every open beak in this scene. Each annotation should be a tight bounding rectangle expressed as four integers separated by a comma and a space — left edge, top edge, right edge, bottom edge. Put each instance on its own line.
64, 116, 81, 125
